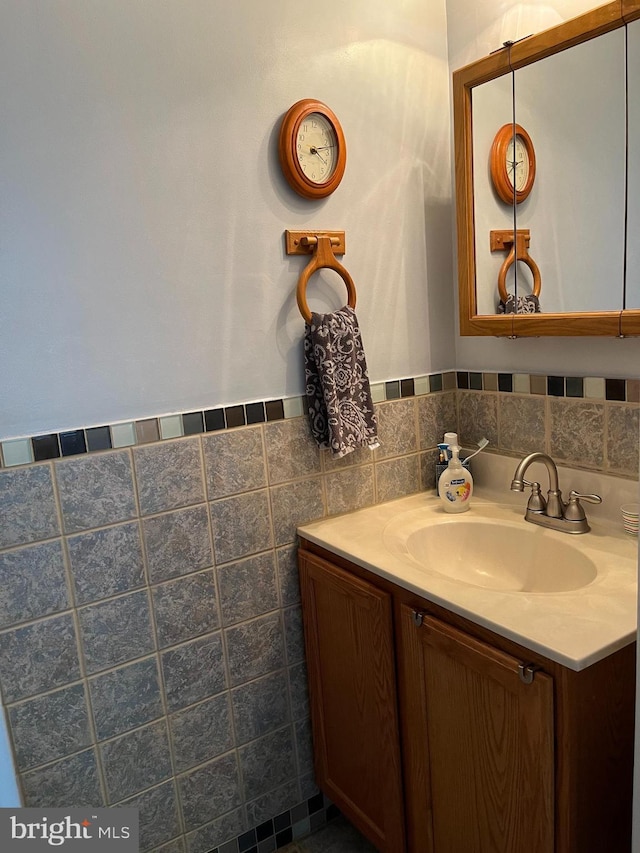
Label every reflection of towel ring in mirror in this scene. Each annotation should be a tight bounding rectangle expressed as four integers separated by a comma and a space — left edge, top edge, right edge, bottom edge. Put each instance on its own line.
296, 234, 357, 324
490, 229, 541, 304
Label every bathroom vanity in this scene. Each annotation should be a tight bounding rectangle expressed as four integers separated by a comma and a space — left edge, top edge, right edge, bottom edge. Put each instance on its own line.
297, 494, 637, 853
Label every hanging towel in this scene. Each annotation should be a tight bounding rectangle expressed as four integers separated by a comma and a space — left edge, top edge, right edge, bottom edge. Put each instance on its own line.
304, 305, 379, 458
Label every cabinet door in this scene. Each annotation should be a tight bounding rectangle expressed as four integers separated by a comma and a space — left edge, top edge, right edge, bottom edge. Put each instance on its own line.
400, 605, 554, 853
299, 552, 406, 852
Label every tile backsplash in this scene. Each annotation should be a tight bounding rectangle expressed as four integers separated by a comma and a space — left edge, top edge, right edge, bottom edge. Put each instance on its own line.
0, 370, 637, 853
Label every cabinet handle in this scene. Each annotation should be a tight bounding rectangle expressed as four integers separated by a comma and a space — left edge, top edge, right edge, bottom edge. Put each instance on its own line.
518, 663, 540, 684
412, 610, 425, 627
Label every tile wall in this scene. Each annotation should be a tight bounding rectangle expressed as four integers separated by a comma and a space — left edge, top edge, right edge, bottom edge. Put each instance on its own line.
0, 370, 637, 853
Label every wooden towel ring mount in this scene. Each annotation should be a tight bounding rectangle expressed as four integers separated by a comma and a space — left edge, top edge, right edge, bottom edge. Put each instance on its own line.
285, 230, 357, 324
490, 229, 541, 304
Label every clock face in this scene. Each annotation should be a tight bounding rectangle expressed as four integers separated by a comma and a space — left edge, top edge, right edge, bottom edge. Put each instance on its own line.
295, 113, 338, 185
506, 135, 530, 192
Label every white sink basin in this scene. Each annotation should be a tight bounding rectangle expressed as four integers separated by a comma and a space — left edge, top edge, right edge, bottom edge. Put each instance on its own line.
385, 516, 598, 593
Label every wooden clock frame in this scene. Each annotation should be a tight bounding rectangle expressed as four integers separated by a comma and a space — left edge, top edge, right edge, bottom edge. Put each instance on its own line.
490, 123, 536, 204
278, 99, 347, 200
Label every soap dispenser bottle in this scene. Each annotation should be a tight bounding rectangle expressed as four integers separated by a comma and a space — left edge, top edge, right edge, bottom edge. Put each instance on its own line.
438, 445, 473, 513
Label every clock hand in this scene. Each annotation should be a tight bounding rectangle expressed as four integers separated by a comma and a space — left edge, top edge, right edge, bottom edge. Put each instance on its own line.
309, 146, 327, 165
314, 145, 336, 151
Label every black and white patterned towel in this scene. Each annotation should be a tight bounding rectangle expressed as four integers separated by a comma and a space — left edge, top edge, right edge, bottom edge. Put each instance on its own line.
304, 305, 379, 458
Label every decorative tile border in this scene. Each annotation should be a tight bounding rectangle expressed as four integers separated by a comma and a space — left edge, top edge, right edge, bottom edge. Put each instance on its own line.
1, 369, 638, 469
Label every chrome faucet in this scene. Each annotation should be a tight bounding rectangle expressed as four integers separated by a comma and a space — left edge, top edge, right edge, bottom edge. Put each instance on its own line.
510, 452, 602, 534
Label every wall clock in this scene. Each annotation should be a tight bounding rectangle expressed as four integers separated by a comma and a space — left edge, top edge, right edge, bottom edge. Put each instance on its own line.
278, 99, 347, 199
490, 123, 536, 204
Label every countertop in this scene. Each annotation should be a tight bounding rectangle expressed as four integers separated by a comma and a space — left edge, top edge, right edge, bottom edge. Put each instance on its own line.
298, 491, 638, 671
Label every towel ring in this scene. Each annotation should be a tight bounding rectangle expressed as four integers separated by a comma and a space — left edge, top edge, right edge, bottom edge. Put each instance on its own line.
493, 230, 541, 304
296, 234, 357, 324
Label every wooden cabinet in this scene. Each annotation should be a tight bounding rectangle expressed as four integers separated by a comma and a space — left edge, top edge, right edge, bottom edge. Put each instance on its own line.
299, 541, 636, 853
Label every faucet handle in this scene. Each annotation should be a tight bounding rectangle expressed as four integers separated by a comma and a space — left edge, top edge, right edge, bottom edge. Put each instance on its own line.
564, 490, 602, 522
526, 481, 547, 513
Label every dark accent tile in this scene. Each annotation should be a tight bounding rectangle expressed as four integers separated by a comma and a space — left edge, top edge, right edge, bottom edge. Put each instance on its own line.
273, 811, 291, 833
0, 614, 80, 703
498, 373, 513, 393
429, 373, 443, 393
135, 419, 159, 444
547, 375, 565, 397
384, 381, 400, 400
225, 406, 246, 428
246, 402, 266, 424
275, 829, 293, 846
89, 657, 163, 740
170, 694, 233, 773
256, 820, 273, 842
101, 720, 172, 803
133, 438, 204, 515
60, 429, 87, 456
78, 590, 154, 674
143, 505, 212, 583
55, 451, 136, 533
0, 540, 69, 629
308, 792, 324, 814
0, 465, 59, 549
161, 632, 226, 712
205, 409, 226, 431
32, 434, 60, 461
326, 804, 341, 821
530, 374, 547, 395
400, 378, 415, 397
183, 412, 205, 435
9, 683, 92, 771
21, 748, 103, 808
265, 400, 285, 422
469, 372, 483, 391
566, 377, 584, 398
152, 570, 220, 648
456, 371, 469, 390
68, 522, 145, 606
86, 426, 112, 451
606, 378, 626, 401
179, 753, 242, 833
239, 829, 257, 851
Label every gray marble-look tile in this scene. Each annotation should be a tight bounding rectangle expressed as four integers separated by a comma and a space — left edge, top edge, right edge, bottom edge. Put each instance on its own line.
607, 404, 640, 473
420, 449, 439, 492
203, 426, 267, 499
238, 726, 297, 801
143, 505, 213, 584
134, 438, 204, 515
374, 399, 417, 460
0, 464, 59, 549
55, 451, 136, 533
9, 682, 92, 771
299, 773, 320, 801
375, 455, 420, 503
294, 717, 314, 778
210, 490, 273, 564
178, 752, 242, 832
89, 657, 163, 740
264, 419, 322, 485
417, 391, 458, 450
288, 662, 310, 721
549, 399, 605, 468
498, 395, 546, 455
324, 465, 374, 517
231, 670, 291, 745
0, 539, 69, 629
170, 693, 233, 773
152, 839, 185, 853
21, 748, 104, 808
321, 445, 375, 472
186, 808, 246, 853
245, 779, 301, 830
0, 613, 80, 703
283, 606, 305, 666
161, 632, 226, 712
152, 570, 220, 648
457, 391, 499, 448
276, 545, 301, 608
217, 552, 278, 626
118, 780, 181, 853
225, 612, 286, 688
270, 478, 325, 547
68, 522, 145, 605
101, 719, 173, 803
79, 589, 154, 674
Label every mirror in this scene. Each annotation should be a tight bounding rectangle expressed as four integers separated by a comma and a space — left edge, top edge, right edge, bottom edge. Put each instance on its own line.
454, 0, 639, 336
627, 18, 640, 310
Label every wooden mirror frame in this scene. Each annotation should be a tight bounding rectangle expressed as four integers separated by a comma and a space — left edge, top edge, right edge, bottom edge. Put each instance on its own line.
454, 0, 640, 337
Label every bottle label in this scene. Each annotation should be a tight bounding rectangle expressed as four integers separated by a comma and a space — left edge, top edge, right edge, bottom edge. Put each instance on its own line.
443, 479, 471, 502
